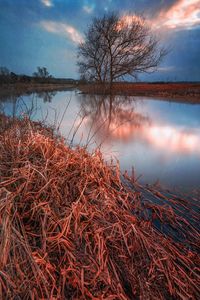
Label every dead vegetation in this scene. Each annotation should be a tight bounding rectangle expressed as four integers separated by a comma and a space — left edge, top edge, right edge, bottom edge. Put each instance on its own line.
0, 115, 199, 299
79, 82, 200, 102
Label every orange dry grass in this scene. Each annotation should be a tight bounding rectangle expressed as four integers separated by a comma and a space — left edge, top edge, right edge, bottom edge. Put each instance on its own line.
0, 117, 199, 299
79, 82, 200, 101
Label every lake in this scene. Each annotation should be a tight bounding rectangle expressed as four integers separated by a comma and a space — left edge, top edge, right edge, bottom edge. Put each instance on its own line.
1, 90, 200, 191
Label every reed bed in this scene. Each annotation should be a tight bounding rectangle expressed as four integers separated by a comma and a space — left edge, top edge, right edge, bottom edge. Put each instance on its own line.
0, 115, 199, 299
79, 82, 200, 102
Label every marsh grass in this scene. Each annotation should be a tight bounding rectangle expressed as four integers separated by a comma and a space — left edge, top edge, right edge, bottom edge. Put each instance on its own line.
0, 115, 199, 299
79, 82, 200, 102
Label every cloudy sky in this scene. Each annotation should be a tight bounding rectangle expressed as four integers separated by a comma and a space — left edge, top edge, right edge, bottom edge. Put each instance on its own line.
0, 0, 200, 81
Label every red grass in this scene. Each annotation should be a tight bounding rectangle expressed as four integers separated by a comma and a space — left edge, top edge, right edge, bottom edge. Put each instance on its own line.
80, 82, 200, 101
0, 116, 199, 299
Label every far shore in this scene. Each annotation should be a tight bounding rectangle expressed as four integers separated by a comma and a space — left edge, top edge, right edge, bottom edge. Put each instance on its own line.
0, 82, 77, 99
0, 81, 200, 103
79, 82, 200, 103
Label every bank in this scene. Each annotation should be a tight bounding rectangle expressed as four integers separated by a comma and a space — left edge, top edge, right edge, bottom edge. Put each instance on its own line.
0, 115, 199, 299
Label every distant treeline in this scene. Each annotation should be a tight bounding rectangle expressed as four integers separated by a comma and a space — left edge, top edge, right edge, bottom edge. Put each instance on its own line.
0, 73, 77, 84
0, 66, 78, 85
1, 67, 198, 85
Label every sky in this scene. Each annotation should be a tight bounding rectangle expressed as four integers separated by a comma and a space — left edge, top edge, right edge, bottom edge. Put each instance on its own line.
0, 0, 200, 81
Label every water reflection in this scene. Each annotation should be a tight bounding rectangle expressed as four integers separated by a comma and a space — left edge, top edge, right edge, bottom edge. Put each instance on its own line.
143, 126, 200, 155
1, 90, 200, 190
36, 91, 57, 103
79, 94, 200, 156
0, 91, 57, 119
79, 94, 150, 142
0, 94, 19, 117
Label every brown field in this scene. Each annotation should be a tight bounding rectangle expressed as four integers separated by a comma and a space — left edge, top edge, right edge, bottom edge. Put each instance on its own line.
79, 82, 200, 102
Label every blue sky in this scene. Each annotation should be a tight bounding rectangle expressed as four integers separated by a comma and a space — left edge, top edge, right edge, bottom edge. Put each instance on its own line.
0, 0, 200, 81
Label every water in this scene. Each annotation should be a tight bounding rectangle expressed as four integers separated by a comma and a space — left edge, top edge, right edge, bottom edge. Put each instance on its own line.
1, 90, 200, 191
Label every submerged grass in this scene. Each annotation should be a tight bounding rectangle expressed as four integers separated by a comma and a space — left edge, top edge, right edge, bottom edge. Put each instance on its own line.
0, 115, 199, 299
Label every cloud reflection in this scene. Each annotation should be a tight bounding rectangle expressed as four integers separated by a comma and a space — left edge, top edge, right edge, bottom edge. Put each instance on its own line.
79, 94, 150, 141
80, 95, 200, 155
105, 118, 200, 155
143, 125, 200, 154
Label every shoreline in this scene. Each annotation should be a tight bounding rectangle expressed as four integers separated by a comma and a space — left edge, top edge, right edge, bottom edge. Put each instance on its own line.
0, 82, 200, 103
0, 114, 199, 299
79, 82, 200, 103
0, 82, 77, 99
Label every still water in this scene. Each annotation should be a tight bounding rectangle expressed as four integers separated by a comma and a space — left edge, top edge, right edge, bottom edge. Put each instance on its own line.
1, 90, 200, 191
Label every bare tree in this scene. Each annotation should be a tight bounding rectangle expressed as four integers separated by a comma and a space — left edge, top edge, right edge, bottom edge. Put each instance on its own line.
0, 67, 10, 76
77, 13, 167, 89
33, 67, 52, 78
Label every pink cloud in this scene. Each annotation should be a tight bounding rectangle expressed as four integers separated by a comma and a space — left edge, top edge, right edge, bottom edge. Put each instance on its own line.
41, 0, 53, 7
153, 0, 200, 30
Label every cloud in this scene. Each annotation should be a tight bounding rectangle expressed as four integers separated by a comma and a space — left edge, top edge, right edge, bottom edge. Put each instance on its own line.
153, 0, 200, 30
83, 5, 94, 14
41, 21, 84, 44
157, 66, 175, 72
41, 0, 53, 7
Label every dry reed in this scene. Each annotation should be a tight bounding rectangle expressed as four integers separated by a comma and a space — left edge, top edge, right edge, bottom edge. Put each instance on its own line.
0, 115, 199, 299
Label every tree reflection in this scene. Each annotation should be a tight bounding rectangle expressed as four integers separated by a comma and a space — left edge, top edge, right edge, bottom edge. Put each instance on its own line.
0, 91, 57, 120
78, 94, 200, 156
79, 94, 150, 142
36, 91, 57, 103
0, 93, 39, 119
0, 94, 20, 118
